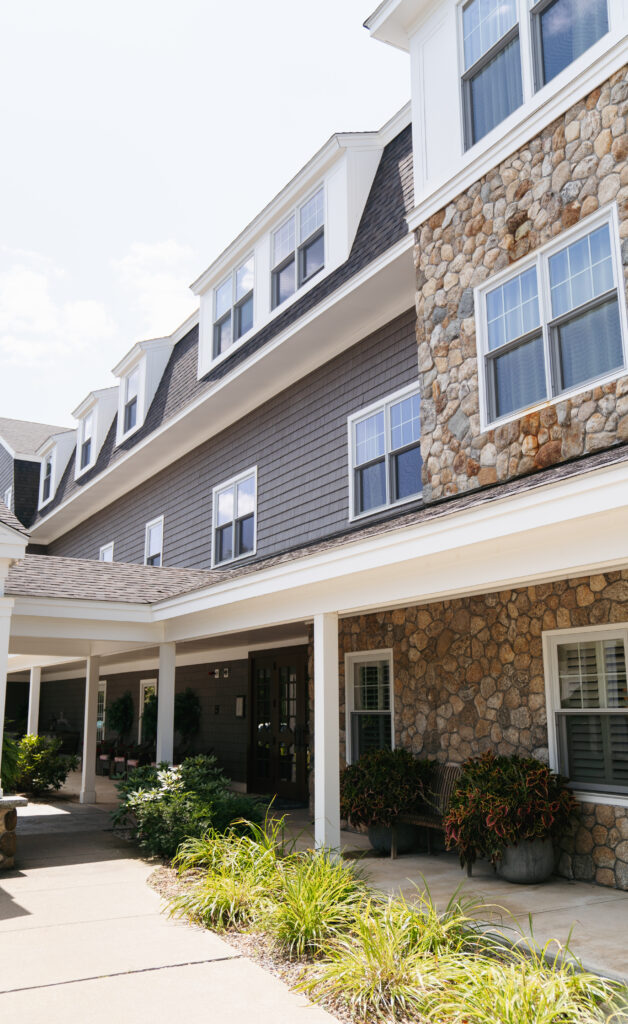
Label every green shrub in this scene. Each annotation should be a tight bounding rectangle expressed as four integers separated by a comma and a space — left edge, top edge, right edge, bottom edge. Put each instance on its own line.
340, 747, 433, 828
15, 734, 78, 795
0, 733, 19, 792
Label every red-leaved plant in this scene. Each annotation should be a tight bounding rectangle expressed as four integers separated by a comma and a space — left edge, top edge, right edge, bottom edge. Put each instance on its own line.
443, 752, 577, 869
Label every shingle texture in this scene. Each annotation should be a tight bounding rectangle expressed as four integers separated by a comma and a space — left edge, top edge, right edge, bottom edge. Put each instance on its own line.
0, 500, 30, 538
0, 417, 71, 458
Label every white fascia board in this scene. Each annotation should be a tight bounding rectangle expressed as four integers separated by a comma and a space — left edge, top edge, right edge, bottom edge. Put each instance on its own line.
29, 236, 415, 544
365, 0, 425, 48
112, 336, 175, 378
71, 387, 118, 421
10, 595, 158, 625
36, 429, 76, 460
407, 37, 628, 232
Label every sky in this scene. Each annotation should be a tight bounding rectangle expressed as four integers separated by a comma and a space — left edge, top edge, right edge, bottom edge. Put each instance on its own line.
0, 1, 410, 427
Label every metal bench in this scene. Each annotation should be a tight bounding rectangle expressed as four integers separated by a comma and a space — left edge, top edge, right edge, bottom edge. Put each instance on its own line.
393, 762, 470, 873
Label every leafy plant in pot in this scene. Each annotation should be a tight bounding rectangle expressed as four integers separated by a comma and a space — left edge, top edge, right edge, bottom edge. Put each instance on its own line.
340, 747, 433, 855
443, 752, 578, 883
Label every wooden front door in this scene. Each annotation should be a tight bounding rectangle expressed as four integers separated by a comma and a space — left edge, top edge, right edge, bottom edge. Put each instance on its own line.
249, 647, 308, 803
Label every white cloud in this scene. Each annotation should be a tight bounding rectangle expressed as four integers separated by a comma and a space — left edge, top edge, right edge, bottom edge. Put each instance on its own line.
112, 239, 198, 337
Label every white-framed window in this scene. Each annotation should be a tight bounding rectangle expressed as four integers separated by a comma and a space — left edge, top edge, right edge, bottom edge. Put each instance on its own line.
530, 0, 609, 90
40, 450, 55, 507
3, 485, 12, 510
212, 467, 257, 567
477, 206, 627, 428
97, 681, 107, 743
139, 678, 157, 744
345, 650, 394, 764
144, 516, 164, 567
78, 410, 94, 472
271, 188, 325, 310
545, 627, 628, 799
99, 542, 114, 563
122, 367, 140, 436
213, 256, 254, 360
348, 383, 422, 520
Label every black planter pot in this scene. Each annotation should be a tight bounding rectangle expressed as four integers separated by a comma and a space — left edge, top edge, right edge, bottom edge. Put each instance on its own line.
496, 838, 555, 883
367, 822, 420, 855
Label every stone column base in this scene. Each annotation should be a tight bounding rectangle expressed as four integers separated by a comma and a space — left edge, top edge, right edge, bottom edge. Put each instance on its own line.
0, 797, 28, 870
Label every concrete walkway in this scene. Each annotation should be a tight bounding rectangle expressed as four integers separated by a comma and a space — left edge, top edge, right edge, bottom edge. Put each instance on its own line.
0, 799, 338, 1024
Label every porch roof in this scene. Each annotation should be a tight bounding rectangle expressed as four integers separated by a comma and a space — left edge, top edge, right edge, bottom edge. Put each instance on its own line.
0, 500, 30, 538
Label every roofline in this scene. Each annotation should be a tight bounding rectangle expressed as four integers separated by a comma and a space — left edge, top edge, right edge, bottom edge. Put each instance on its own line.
72, 387, 118, 421
111, 308, 199, 378
0, 428, 72, 464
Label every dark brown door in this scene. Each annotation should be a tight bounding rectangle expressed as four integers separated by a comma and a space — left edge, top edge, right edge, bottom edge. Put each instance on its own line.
249, 647, 308, 803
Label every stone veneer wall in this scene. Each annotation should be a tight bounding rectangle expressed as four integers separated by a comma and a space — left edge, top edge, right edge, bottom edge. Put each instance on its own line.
416, 68, 628, 502
334, 568, 628, 889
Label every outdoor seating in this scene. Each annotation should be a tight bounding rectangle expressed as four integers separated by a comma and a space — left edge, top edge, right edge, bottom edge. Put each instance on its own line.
395, 762, 467, 870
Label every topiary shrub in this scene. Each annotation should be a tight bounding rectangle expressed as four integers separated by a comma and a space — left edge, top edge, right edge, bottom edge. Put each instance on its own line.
340, 748, 433, 829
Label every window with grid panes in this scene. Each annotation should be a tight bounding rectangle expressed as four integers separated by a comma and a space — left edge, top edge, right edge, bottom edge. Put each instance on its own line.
531, 0, 609, 88
213, 257, 254, 359
213, 470, 256, 565
123, 367, 139, 434
271, 189, 324, 309
349, 657, 392, 762
79, 411, 94, 470
350, 386, 422, 517
144, 518, 163, 567
461, 0, 523, 147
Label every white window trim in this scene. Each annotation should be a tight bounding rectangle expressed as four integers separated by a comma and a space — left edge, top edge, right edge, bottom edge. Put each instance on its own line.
118, 361, 145, 444
344, 648, 395, 765
38, 449, 56, 509
3, 485, 12, 511
543, 623, 628, 808
476, 203, 628, 432
347, 381, 423, 523
138, 678, 157, 744
144, 515, 164, 567
211, 466, 258, 568
97, 680, 107, 743
99, 542, 114, 562
270, 186, 326, 311
75, 406, 98, 479
211, 254, 256, 367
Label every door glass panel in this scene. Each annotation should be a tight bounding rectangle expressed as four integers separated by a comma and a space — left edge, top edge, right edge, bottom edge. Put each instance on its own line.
254, 667, 272, 780
278, 665, 297, 783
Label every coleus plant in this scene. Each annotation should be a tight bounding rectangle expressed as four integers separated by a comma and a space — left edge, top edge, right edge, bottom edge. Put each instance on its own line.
340, 747, 434, 828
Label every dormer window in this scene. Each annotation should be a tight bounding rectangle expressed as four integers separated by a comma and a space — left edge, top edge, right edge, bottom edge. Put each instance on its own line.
123, 367, 139, 434
271, 188, 324, 310
79, 411, 94, 471
41, 452, 54, 504
213, 257, 254, 360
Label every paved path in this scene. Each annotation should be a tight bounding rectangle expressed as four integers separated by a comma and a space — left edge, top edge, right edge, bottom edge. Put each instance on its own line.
0, 801, 337, 1024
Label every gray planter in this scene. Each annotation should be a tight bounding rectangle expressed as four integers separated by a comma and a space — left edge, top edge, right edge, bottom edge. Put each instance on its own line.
367, 823, 419, 855
496, 838, 555, 884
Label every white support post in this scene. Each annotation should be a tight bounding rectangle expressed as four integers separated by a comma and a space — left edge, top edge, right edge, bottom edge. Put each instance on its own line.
27, 666, 41, 736
156, 642, 176, 764
0, 598, 14, 798
80, 656, 100, 804
313, 612, 341, 852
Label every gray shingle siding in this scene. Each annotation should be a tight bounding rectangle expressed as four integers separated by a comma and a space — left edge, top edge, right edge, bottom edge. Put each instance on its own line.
48, 309, 419, 568
14, 460, 40, 528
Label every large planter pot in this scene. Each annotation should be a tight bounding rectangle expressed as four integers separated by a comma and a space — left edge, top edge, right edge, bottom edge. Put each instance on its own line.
367, 823, 420, 856
496, 838, 555, 884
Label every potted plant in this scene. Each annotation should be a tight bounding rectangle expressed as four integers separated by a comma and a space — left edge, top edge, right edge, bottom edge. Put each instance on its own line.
340, 747, 433, 855
443, 752, 577, 883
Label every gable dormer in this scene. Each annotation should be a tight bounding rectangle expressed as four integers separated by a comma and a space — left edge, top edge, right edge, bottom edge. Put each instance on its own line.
72, 388, 118, 480
112, 337, 176, 445
37, 429, 76, 510
191, 131, 388, 379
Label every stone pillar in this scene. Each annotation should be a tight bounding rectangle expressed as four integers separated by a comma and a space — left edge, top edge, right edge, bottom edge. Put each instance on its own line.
0, 797, 27, 869
0, 597, 14, 798
156, 642, 176, 764
27, 666, 41, 735
313, 612, 341, 851
80, 656, 100, 804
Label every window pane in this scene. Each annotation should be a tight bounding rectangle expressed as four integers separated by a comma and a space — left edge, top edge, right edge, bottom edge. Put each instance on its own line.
214, 314, 232, 356
126, 367, 139, 402
351, 713, 392, 761
300, 232, 324, 282
356, 460, 386, 514
469, 35, 523, 144
557, 296, 622, 392
80, 439, 92, 469
124, 396, 137, 433
463, 0, 518, 67
216, 524, 233, 563
217, 487, 234, 526
299, 189, 324, 241
540, 0, 608, 85
237, 514, 255, 555
559, 641, 602, 708
564, 714, 608, 784
355, 411, 385, 466
274, 259, 295, 307
354, 662, 390, 711
273, 215, 295, 266
235, 294, 253, 339
237, 475, 255, 517
393, 446, 422, 502
235, 257, 254, 301
487, 267, 540, 351
215, 278, 232, 319
549, 224, 613, 317
493, 333, 546, 417
390, 394, 421, 450
147, 521, 162, 558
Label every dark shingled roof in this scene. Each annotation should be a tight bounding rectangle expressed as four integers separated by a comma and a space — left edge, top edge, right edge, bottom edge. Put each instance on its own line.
34, 124, 414, 523
0, 417, 72, 458
5, 555, 213, 604
0, 500, 30, 538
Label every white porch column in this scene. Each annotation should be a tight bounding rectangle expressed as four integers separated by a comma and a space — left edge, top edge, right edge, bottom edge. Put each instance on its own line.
0, 598, 14, 798
26, 666, 41, 736
80, 656, 100, 804
313, 612, 341, 851
156, 642, 176, 764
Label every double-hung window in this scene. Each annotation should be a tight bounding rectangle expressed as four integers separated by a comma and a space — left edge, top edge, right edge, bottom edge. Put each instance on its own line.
144, 517, 164, 567
99, 542, 114, 563
349, 385, 422, 519
547, 631, 628, 796
123, 368, 139, 434
3, 486, 12, 510
213, 257, 254, 360
41, 453, 54, 505
345, 651, 394, 763
271, 188, 324, 309
79, 412, 94, 471
479, 211, 626, 426
531, 0, 609, 88
212, 468, 257, 566
461, 0, 523, 147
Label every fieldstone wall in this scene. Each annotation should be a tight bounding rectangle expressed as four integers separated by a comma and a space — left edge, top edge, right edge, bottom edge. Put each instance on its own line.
416, 68, 628, 502
335, 567, 628, 888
